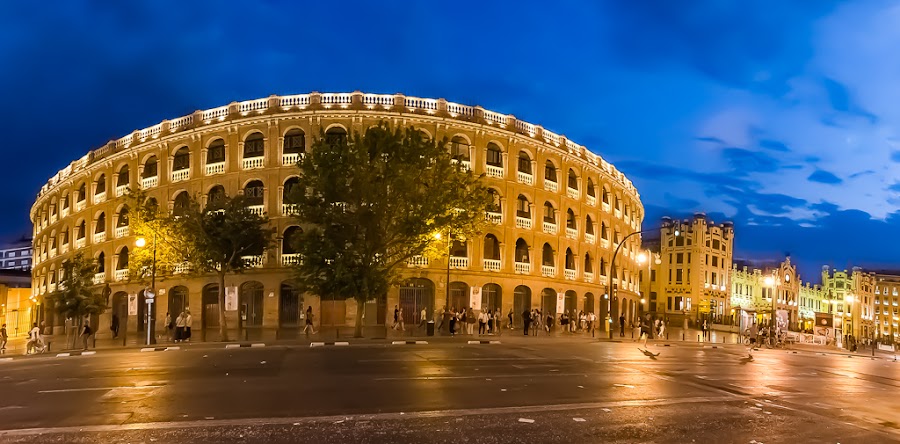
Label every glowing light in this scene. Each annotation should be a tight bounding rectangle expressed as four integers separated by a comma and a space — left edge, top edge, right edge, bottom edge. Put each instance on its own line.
637, 252, 647, 264
764, 276, 774, 287
135, 237, 147, 248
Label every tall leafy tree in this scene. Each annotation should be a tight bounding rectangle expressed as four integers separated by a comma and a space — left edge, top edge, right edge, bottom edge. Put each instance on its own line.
48, 253, 106, 339
289, 122, 491, 337
125, 189, 191, 281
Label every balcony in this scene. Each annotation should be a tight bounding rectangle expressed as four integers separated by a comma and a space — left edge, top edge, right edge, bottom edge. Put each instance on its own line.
541, 265, 556, 277
565, 227, 578, 239
584, 272, 594, 283
115, 225, 130, 238
93, 191, 106, 204
93, 232, 106, 244
282, 253, 303, 266
615, 208, 622, 219
243, 157, 265, 170
282, 152, 301, 166
61, 207, 69, 217
93, 272, 106, 285
515, 262, 531, 274
75, 237, 86, 249
174, 262, 192, 274
449, 256, 469, 269
141, 176, 158, 189
451, 158, 471, 171
406, 255, 428, 267
564, 269, 577, 280
601, 238, 610, 249
566, 188, 579, 200
485, 212, 502, 224
517, 171, 534, 185
544, 180, 558, 193
114, 269, 129, 282
171, 169, 190, 182
50, 213, 57, 224
483, 259, 501, 272
282, 204, 298, 216
586, 195, 596, 206
585, 233, 596, 244
602, 202, 610, 212
542, 221, 557, 235
60, 244, 69, 254
115, 184, 129, 197
486, 165, 504, 179
49, 283, 56, 292
49, 248, 57, 258
515, 216, 532, 230
247, 205, 265, 216
206, 161, 225, 176
75, 200, 86, 212
242, 255, 264, 268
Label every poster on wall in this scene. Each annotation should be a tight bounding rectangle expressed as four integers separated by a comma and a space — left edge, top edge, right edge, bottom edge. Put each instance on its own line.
225, 286, 238, 311
470, 286, 482, 310
128, 293, 138, 316
556, 292, 565, 314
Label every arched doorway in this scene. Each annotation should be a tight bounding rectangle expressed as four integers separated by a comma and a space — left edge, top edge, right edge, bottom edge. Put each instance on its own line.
482, 283, 502, 313
169, 286, 189, 317
448, 282, 469, 312
279, 282, 302, 328
240, 281, 264, 329
584, 292, 595, 315
541, 288, 557, 318
399, 278, 435, 326
202, 284, 220, 330
112, 291, 128, 338
513, 285, 531, 327
564, 290, 577, 314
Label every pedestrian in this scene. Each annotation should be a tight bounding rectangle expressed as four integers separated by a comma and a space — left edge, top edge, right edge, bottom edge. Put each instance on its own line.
26, 323, 43, 354
533, 310, 541, 336
639, 314, 652, 348
449, 309, 457, 336
522, 309, 531, 336
487, 310, 494, 334
477, 310, 486, 335
80, 321, 93, 350
545, 312, 553, 335
619, 314, 626, 337
588, 312, 596, 337
164, 312, 173, 341
701, 319, 708, 341
508, 308, 514, 330
391, 305, 400, 330
419, 307, 427, 330
175, 312, 186, 342
303, 306, 316, 336
466, 307, 476, 335
560, 312, 568, 333
185, 311, 193, 342
0, 323, 8, 352
494, 311, 502, 336
397, 307, 405, 332
748, 322, 759, 356
658, 318, 666, 339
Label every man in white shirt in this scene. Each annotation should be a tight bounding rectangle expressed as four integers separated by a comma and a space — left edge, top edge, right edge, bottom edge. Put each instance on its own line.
26, 323, 42, 354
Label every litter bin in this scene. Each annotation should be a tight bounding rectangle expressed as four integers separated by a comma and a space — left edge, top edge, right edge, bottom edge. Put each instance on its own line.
427, 320, 435, 336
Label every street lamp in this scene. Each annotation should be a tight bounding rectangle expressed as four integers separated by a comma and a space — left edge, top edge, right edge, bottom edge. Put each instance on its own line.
135, 234, 157, 345
606, 227, 654, 339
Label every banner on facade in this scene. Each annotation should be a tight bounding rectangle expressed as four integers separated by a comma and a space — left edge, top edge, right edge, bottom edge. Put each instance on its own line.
128, 293, 138, 316
225, 286, 238, 311
470, 286, 482, 310
814, 312, 833, 328
556, 292, 565, 314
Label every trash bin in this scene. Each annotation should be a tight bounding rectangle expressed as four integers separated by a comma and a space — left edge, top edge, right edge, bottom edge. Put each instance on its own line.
427, 320, 435, 336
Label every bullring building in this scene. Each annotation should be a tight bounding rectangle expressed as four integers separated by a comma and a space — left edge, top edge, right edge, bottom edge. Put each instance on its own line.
30, 91, 644, 339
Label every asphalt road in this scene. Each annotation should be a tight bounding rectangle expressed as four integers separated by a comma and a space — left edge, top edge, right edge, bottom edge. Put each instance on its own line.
0, 338, 898, 443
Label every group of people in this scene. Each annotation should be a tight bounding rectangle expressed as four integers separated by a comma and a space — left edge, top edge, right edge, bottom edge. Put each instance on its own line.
431, 307, 505, 336
165, 311, 193, 342
521, 309, 598, 337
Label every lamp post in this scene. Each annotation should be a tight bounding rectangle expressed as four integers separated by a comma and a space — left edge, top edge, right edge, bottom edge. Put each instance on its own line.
136, 234, 157, 345
845, 294, 854, 350
606, 228, 654, 339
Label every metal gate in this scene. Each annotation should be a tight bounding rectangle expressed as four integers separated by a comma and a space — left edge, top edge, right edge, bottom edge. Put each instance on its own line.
240, 282, 264, 328
279, 283, 302, 327
564, 291, 577, 314
482, 284, 501, 313
449, 282, 468, 312
513, 286, 531, 327
202, 285, 219, 329
169, 286, 188, 316
399, 279, 434, 325
584, 293, 595, 315
541, 288, 556, 318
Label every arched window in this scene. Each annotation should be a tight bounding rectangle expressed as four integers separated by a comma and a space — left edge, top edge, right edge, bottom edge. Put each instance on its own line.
95, 212, 106, 234
283, 226, 302, 255
516, 195, 530, 218
173, 192, 191, 217
450, 238, 467, 258
244, 133, 265, 159
483, 234, 500, 260
77, 183, 86, 203
207, 139, 226, 164
208, 185, 226, 205
97, 252, 106, 273
544, 161, 557, 183
599, 258, 607, 276
325, 126, 347, 145
173, 146, 190, 171
517, 151, 532, 175
542, 243, 554, 266
244, 180, 264, 206
565, 248, 576, 270
602, 186, 610, 205
61, 226, 69, 245
95, 174, 107, 195
543, 202, 556, 223
587, 178, 596, 198
585, 215, 594, 234
117, 207, 129, 227
449, 136, 469, 161
117, 165, 129, 187
61, 193, 70, 211
117, 247, 129, 270
284, 129, 306, 155
566, 209, 576, 229
564, 290, 577, 313
567, 169, 578, 190
601, 221, 609, 240
584, 253, 593, 274
143, 156, 158, 178
486, 142, 502, 167
487, 189, 501, 213
515, 238, 529, 263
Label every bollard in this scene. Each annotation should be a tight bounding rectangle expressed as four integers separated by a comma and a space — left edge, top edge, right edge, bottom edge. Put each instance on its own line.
698, 334, 701, 342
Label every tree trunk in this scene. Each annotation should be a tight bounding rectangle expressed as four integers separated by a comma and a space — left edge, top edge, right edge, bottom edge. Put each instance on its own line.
353, 295, 366, 338
217, 271, 229, 341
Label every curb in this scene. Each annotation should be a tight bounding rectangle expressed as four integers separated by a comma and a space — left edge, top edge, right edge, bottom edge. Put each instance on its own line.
310, 342, 350, 347
391, 341, 428, 345
0, 357, 13, 362
140, 346, 181, 352
225, 343, 266, 349
56, 351, 96, 357
467, 340, 501, 345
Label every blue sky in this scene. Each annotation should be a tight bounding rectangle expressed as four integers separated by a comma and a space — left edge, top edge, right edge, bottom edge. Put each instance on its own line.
1, 1, 897, 281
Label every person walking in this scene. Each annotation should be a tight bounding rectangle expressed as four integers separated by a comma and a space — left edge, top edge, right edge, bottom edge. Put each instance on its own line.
639, 314, 652, 348
164, 312, 173, 342
487, 310, 495, 334
701, 319, 708, 341
545, 312, 553, 335
111, 314, 120, 339
494, 311, 502, 336
391, 305, 400, 330
184, 311, 193, 342
419, 307, 428, 330
26, 323, 43, 354
80, 321, 93, 350
619, 314, 626, 337
303, 306, 316, 337
174, 312, 186, 342
449, 309, 457, 336
522, 309, 531, 336
508, 308, 514, 330
658, 318, 666, 339
588, 312, 596, 337
466, 307, 476, 335
0, 323, 8, 353
396, 307, 405, 333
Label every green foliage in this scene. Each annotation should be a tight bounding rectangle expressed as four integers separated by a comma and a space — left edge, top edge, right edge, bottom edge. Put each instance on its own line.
288, 122, 491, 335
48, 252, 105, 321
124, 189, 191, 281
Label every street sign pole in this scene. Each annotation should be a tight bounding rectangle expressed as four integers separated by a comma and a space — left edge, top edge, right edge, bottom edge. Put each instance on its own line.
145, 289, 156, 345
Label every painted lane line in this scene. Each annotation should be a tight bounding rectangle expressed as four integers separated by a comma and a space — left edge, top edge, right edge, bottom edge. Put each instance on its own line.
141, 347, 179, 352
39, 385, 164, 394
0, 357, 13, 362
467, 340, 501, 345
391, 341, 429, 345
374, 372, 588, 381
309, 342, 350, 347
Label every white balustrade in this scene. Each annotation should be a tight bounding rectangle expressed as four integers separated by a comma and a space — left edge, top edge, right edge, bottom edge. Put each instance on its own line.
115, 184, 129, 197
248, 205, 265, 216
49, 283, 56, 292
541, 265, 556, 277
566, 188, 579, 200
516, 216, 532, 230
517, 171, 534, 185
483, 259, 501, 272
201, 105, 229, 122
586, 195, 596, 206
49, 248, 57, 257
543, 222, 557, 235
566, 227, 578, 239
406, 255, 429, 267
601, 238, 610, 249
280, 94, 311, 109
61, 207, 69, 217
50, 213, 57, 224
75, 200, 86, 212
564, 269, 577, 280
60, 244, 69, 254
174, 262, 192, 274
282, 253, 303, 266
584, 272, 594, 283
239, 98, 268, 115
93, 191, 106, 204
585, 233, 596, 244
449, 256, 469, 269
171, 169, 190, 182
514, 262, 531, 274
115, 225, 130, 238
115, 269, 129, 282
93, 232, 106, 244
602, 202, 611, 213
485, 212, 502, 224
486, 165, 504, 179
242, 157, 265, 170
615, 208, 622, 219
93, 272, 106, 285
282, 204, 298, 216
282, 152, 300, 166
242, 255, 264, 268
544, 180, 558, 193
451, 159, 471, 171
206, 162, 225, 176
141, 176, 158, 189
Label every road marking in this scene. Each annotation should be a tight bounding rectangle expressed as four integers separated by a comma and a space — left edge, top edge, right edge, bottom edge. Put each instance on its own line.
0, 358, 13, 362
141, 347, 180, 352
38, 385, 164, 394
310, 342, 350, 347
374, 373, 588, 381
391, 341, 429, 345
0, 395, 735, 437
467, 340, 501, 344
55, 351, 95, 357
